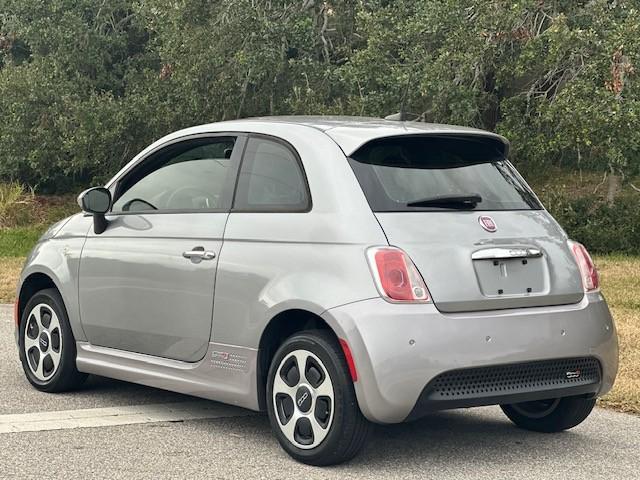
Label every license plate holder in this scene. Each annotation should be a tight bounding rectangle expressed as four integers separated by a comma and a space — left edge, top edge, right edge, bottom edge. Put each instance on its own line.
473, 256, 547, 297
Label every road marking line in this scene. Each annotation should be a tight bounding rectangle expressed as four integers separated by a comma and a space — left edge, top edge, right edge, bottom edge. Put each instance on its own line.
0, 401, 254, 434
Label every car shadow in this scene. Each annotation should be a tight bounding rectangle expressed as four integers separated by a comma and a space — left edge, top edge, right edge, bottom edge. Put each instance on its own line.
349, 409, 608, 471
74, 377, 611, 473
75, 375, 194, 403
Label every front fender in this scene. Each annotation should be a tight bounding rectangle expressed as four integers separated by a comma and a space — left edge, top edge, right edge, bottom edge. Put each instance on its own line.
18, 214, 91, 342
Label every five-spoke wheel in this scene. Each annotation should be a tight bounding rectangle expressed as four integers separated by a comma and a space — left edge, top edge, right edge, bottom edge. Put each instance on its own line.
24, 303, 63, 381
19, 288, 87, 392
266, 330, 372, 466
273, 350, 334, 449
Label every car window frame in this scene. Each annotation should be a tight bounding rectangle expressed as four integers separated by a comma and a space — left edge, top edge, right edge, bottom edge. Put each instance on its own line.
231, 133, 312, 213
107, 133, 247, 216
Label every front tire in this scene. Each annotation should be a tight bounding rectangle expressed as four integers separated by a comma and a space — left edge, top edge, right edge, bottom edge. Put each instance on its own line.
266, 330, 372, 466
501, 395, 596, 433
18, 288, 87, 392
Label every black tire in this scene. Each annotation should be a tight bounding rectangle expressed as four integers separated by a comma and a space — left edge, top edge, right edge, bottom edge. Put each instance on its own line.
266, 330, 372, 466
501, 395, 596, 433
18, 288, 87, 392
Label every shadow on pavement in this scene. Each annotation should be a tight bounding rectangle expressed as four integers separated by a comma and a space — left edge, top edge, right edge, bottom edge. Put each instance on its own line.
351, 409, 608, 470
80, 376, 606, 471
77, 375, 195, 403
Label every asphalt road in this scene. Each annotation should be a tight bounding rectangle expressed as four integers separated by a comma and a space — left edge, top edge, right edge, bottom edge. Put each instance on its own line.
1, 305, 639, 479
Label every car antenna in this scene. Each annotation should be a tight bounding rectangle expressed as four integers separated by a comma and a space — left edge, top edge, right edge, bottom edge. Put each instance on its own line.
384, 111, 421, 121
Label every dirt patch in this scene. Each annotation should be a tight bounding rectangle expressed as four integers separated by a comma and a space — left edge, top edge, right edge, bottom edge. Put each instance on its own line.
0, 257, 23, 303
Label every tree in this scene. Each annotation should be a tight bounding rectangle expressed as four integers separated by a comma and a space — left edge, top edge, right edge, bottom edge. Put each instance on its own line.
0, 0, 638, 194
339, 0, 640, 196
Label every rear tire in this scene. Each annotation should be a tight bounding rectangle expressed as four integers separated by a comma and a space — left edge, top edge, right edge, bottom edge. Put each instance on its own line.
501, 395, 596, 432
18, 288, 87, 393
266, 330, 372, 466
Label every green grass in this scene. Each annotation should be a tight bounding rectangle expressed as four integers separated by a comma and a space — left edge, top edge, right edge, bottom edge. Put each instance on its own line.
0, 226, 47, 257
0, 183, 77, 258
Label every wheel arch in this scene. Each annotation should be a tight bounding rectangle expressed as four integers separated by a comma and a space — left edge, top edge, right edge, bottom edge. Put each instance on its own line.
17, 269, 89, 392
256, 309, 339, 410
18, 272, 60, 325
16, 266, 87, 343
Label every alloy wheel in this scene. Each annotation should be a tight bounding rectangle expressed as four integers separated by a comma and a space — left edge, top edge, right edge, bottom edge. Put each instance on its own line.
23, 303, 63, 381
272, 349, 334, 449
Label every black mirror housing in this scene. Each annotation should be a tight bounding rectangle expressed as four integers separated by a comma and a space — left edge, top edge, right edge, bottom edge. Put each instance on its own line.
78, 187, 112, 234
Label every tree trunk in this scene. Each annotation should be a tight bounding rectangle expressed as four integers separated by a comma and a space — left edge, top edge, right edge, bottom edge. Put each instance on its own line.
606, 168, 619, 206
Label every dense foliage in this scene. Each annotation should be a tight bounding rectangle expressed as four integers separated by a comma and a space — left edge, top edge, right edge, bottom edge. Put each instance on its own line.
553, 196, 640, 254
0, 1, 639, 204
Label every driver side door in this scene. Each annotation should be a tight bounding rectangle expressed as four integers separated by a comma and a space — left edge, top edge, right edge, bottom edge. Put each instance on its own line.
78, 133, 245, 362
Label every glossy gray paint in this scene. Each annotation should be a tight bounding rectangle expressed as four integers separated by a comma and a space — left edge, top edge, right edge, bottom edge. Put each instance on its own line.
376, 210, 585, 312
19, 213, 91, 343
250, 116, 509, 157
78, 213, 227, 362
75, 341, 260, 410
212, 125, 386, 348
16, 117, 618, 425
322, 292, 618, 423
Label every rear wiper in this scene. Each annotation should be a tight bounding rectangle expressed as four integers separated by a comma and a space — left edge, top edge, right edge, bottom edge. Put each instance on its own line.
406, 194, 482, 209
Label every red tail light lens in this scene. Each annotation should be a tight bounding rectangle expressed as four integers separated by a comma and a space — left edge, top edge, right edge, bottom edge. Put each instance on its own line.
339, 339, 358, 382
367, 246, 430, 303
569, 241, 599, 292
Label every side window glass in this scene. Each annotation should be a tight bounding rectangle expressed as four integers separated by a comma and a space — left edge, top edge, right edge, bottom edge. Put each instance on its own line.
234, 137, 309, 211
112, 138, 236, 213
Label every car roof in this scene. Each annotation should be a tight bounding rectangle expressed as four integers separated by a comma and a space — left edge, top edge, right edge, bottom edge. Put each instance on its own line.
107, 116, 510, 188
185, 116, 510, 157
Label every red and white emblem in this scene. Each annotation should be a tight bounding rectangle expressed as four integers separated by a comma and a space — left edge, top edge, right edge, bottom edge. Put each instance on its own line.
478, 215, 497, 233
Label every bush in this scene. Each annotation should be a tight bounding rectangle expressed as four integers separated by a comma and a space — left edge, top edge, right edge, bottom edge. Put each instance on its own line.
0, 182, 35, 228
0, 182, 77, 229
547, 195, 640, 255
1, 1, 639, 193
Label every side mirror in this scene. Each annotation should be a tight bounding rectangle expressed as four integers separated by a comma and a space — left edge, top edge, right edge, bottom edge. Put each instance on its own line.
78, 187, 112, 234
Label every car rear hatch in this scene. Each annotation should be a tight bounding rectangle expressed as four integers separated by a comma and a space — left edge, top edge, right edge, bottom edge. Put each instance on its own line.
347, 133, 584, 313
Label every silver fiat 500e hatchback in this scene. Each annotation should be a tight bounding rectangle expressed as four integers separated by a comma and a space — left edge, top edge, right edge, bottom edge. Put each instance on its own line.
15, 117, 618, 465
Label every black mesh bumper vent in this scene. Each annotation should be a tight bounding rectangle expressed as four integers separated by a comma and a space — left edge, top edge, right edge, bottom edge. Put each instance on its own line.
428, 357, 601, 401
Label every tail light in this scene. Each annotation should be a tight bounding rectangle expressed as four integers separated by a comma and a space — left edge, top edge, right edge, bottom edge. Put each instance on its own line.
366, 246, 430, 303
569, 241, 599, 292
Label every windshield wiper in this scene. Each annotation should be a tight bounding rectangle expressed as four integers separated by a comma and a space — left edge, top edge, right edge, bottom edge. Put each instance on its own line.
406, 194, 482, 209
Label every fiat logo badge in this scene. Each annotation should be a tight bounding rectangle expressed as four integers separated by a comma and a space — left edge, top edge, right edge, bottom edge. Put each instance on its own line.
478, 215, 497, 233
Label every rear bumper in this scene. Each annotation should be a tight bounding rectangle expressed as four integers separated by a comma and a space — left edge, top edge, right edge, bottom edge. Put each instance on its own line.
405, 356, 601, 421
322, 292, 618, 424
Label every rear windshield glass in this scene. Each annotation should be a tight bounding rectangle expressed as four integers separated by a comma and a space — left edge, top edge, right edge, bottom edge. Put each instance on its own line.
348, 135, 541, 212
